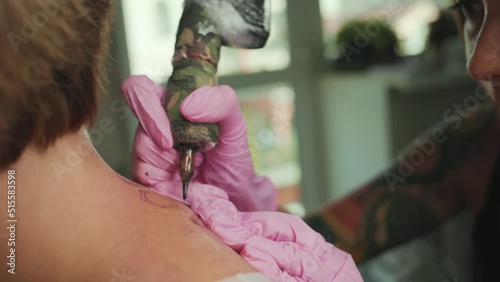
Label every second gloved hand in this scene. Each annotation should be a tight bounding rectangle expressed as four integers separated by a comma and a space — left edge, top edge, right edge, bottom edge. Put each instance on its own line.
121, 75, 278, 211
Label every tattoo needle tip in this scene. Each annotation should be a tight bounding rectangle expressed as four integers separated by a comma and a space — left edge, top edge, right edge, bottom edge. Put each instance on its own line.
182, 180, 189, 200
179, 147, 195, 200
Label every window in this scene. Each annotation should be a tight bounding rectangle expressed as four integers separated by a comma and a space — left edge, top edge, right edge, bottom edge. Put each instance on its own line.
237, 83, 303, 215
238, 84, 300, 186
320, 0, 441, 58
122, 0, 290, 81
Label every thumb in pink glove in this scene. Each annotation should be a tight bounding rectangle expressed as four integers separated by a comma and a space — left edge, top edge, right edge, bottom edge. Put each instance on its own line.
120, 75, 278, 211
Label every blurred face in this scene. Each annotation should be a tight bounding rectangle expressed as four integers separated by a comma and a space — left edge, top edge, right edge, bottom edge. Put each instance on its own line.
460, 0, 500, 102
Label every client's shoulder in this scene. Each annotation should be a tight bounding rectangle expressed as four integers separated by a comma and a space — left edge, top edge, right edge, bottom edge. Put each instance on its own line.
98, 180, 256, 282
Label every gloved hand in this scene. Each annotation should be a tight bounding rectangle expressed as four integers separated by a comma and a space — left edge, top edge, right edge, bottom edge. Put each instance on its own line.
120, 75, 277, 211
189, 184, 363, 282
121, 75, 363, 281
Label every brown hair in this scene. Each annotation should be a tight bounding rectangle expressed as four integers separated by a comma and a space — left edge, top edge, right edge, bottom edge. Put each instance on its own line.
0, 0, 115, 169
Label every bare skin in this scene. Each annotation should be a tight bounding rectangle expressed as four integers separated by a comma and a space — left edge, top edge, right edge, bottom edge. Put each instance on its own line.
464, 0, 500, 91
0, 129, 257, 282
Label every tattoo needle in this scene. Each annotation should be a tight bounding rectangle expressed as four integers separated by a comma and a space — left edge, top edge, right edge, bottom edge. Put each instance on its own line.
179, 147, 195, 200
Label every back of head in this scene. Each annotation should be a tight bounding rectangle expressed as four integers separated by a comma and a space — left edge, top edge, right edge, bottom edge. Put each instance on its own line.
0, 0, 115, 169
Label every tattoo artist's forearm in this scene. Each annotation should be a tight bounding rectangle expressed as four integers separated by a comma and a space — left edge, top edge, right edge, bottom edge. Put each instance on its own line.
305, 103, 500, 263
305, 183, 462, 263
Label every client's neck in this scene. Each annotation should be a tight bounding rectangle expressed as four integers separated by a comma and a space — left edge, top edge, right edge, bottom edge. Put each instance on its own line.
0, 128, 126, 281
4, 128, 122, 191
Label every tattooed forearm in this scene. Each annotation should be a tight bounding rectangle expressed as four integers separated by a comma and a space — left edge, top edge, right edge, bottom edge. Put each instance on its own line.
361, 189, 442, 258
384, 101, 498, 189
305, 182, 452, 263
305, 103, 500, 263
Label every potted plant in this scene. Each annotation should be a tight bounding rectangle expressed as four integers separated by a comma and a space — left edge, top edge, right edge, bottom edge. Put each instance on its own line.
331, 19, 399, 70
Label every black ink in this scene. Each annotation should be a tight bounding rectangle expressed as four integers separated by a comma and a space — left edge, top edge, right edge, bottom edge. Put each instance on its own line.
363, 190, 440, 258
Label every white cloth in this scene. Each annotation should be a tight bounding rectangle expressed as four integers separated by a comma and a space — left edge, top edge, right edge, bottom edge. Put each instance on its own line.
218, 273, 272, 282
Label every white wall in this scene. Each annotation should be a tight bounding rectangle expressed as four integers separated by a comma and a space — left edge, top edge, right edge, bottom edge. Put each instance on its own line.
319, 73, 393, 200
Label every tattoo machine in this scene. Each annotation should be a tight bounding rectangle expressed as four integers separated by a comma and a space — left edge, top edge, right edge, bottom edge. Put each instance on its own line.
166, 0, 272, 199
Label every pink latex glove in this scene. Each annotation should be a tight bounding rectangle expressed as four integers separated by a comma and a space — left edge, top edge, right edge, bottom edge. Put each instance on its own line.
121, 75, 363, 282
121, 75, 277, 212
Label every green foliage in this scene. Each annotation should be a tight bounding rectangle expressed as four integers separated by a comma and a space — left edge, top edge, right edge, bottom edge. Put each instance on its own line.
336, 19, 399, 58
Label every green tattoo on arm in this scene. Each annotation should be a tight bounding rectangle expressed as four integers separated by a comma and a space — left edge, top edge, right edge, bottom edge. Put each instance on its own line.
305, 102, 500, 263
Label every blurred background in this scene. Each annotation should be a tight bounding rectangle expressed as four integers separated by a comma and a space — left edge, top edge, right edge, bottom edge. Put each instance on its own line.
96, 0, 476, 280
